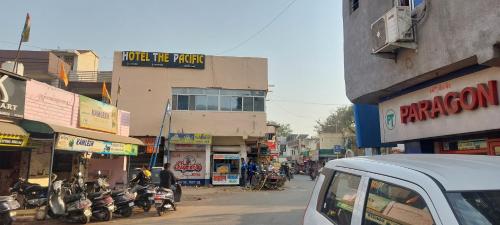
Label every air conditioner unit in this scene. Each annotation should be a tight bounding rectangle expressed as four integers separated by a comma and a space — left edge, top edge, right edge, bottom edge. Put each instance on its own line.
371, 6, 416, 54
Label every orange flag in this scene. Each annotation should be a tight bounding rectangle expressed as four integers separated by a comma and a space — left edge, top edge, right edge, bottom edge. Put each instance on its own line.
59, 63, 68, 87
102, 81, 111, 103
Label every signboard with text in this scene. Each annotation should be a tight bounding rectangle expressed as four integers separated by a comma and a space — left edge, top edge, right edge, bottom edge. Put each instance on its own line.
0, 134, 28, 147
79, 95, 118, 133
170, 151, 206, 180
379, 67, 500, 143
56, 134, 138, 156
169, 133, 212, 145
121, 51, 205, 69
0, 74, 25, 118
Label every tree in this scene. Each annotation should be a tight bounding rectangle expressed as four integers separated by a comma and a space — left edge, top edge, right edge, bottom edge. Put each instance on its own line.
269, 121, 293, 137
315, 105, 355, 134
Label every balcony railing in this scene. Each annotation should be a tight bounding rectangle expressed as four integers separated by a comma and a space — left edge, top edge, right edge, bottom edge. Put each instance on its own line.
68, 71, 112, 82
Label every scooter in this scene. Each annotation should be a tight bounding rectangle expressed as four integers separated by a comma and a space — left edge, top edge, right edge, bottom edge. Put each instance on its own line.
0, 195, 20, 225
130, 182, 155, 212
85, 172, 115, 221
154, 187, 175, 216
47, 178, 92, 224
11, 178, 48, 209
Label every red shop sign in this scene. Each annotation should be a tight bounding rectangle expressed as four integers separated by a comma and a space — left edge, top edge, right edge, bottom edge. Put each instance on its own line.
400, 80, 498, 124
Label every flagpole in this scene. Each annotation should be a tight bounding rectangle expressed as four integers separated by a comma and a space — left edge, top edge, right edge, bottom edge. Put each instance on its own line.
14, 13, 30, 74
13, 31, 23, 74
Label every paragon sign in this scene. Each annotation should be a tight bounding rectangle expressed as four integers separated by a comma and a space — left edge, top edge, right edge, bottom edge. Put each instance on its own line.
379, 67, 500, 143
400, 81, 498, 123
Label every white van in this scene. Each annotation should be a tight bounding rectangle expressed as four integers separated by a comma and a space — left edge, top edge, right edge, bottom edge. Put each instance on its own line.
304, 154, 500, 225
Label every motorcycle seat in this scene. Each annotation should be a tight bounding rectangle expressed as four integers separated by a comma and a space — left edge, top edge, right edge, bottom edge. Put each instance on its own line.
64, 194, 81, 203
111, 190, 125, 197
160, 188, 172, 192
88, 192, 103, 199
0, 196, 14, 202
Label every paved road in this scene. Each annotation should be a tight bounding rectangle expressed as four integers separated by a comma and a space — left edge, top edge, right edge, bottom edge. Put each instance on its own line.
17, 175, 314, 225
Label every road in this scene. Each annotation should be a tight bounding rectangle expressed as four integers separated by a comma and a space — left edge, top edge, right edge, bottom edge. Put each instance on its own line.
17, 175, 314, 225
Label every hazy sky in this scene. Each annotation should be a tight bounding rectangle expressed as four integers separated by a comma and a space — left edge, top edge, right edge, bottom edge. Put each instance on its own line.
0, 0, 350, 135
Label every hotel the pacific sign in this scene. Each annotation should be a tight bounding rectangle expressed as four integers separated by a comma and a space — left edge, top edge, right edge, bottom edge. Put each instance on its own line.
121, 51, 205, 69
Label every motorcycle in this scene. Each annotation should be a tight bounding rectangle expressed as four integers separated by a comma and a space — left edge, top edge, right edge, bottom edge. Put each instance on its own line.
309, 169, 318, 180
10, 178, 48, 209
85, 172, 115, 221
47, 178, 92, 224
0, 195, 20, 225
154, 187, 176, 216
130, 182, 155, 212
92, 171, 134, 218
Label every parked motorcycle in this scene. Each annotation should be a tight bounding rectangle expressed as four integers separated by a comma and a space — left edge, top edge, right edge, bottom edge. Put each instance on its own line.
154, 187, 175, 216
0, 195, 20, 225
11, 178, 48, 209
85, 172, 115, 221
92, 171, 133, 218
130, 183, 155, 212
47, 178, 92, 224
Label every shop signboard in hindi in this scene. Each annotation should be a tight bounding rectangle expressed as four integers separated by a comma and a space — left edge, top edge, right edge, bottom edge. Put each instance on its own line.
56, 134, 138, 156
171, 151, 205, 180
213, 154, 240, 160
121, 51, 205, 69
24, 80, 79, 127
169, 133, 212, 145
0, 74, 26, 118
79, 96, 118, 133
212, 174, 239, 185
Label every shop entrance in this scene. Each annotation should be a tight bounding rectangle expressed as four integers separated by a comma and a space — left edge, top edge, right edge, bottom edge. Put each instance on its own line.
488, 139, 500, 155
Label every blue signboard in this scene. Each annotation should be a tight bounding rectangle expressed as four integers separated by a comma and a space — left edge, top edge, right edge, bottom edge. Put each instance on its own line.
334, 145, 344, 154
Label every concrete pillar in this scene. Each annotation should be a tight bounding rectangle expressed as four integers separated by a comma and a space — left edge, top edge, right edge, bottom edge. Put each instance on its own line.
204, 144, 211, 185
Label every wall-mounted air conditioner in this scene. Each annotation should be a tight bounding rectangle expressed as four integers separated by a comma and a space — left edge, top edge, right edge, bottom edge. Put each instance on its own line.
371, 6, 416, 54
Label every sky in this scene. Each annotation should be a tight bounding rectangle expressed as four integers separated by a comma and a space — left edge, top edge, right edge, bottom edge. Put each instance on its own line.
0, 0, 350, 135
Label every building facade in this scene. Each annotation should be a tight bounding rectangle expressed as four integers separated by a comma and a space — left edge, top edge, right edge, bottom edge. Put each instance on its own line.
111, 51, 268, 185
343, 0, 500, 153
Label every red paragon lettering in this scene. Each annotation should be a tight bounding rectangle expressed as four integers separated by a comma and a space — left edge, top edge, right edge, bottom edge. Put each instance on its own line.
399, 80, 499, 124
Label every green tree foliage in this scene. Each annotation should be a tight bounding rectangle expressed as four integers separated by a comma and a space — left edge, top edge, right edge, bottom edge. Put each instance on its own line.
269, 121, 293, 137
315, 105, 355, 134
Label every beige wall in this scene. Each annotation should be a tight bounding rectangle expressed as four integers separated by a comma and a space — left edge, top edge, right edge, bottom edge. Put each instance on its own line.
111, 52, 268, 137
319, 133, 344, 149
75, 52, 99, 72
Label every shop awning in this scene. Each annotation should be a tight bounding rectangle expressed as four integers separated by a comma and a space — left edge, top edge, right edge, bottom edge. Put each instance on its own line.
20, 120, 144, 146
0, 122, 28, 136
0, 122, 29, 147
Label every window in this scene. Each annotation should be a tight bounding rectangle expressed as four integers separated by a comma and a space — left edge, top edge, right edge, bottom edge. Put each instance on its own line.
320, 172, 361, 224
351, 0, 359, 12
207, 96, 219, 111
447, 191, 500, 225
178, 95, 189, 110
243, 97, 254, 112
363, 180, 435, 225
172, 88, 266, 112
254, 97, 265, 112
195, 95, 207, 110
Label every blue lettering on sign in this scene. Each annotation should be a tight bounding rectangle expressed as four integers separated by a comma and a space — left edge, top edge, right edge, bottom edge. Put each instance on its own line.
76, 138, 94, 147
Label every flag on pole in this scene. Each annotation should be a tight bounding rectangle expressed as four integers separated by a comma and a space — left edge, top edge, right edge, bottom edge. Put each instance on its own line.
21, 13, 31, 42
59, 63, 69, 87
102, 82, 111, 103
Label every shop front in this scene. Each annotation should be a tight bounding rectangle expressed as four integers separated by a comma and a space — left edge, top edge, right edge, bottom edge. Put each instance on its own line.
169, 133, 211, 186
379, 66, 500, 154
212, 154, 240, 185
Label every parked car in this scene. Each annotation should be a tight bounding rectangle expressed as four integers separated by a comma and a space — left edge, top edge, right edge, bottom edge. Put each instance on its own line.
304, 154, 500, 225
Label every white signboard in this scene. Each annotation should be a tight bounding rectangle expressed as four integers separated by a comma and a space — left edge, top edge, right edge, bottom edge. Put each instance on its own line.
170, 151, 206, 180
379, 67, 500, 143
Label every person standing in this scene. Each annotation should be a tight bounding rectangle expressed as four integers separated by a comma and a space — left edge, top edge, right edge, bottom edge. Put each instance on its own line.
240, 158, 247, 187
247, 160, 257, 185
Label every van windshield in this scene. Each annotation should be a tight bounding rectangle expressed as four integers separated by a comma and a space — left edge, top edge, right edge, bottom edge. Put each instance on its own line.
447, 191, 500, 225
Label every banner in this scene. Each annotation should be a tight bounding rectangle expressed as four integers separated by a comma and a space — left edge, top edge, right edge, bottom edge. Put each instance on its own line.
169, 133, 212, 145
170, 151, 206, 180
79, 95, 118, 133
0, 134, 28, 147
56, 134, 138, 156
117, 110, 130, 136
0, 74, 26, 118
121, 51, 205, 69
24, 80, 79, 127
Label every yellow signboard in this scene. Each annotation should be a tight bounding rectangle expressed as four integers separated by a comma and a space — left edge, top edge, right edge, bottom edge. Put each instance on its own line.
169, 133, 212, 145
0, 134, 29, 147
79, 96, 118, 133
56, 134, 138, 156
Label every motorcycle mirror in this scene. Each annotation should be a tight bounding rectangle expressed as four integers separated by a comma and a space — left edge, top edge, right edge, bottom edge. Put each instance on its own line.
98, 170, 101, 175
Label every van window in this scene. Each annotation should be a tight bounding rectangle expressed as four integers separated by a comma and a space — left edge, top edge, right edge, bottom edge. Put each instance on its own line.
363, 180, 435, 225
320, 172, 361, 225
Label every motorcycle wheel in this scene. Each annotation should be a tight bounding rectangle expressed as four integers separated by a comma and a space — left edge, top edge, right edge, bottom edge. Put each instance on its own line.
103, 209, 113, 221
143, 204, 151, 212
121, 207, 133, 218
1, 213, 13, 225
156, 207, 165, 217
80, 215, 91, 224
